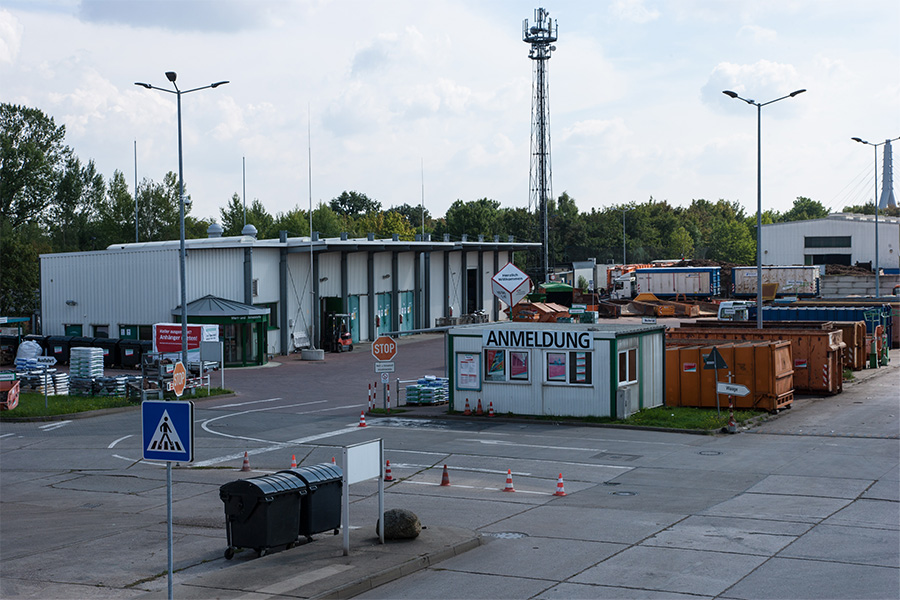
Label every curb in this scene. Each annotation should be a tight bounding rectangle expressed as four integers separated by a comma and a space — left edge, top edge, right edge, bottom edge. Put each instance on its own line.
315, 534, 483, 599
0, 392, 237, 422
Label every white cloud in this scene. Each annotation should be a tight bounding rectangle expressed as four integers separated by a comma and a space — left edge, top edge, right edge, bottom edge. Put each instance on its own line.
702, 60, 804, 113
737, 24, 777, 43
0, 9, 23, 64
609, 0, 660, 24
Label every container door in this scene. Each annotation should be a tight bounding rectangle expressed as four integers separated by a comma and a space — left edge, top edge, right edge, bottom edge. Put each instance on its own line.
65, 324, 83, 336
349, 295, 360, 343
400, 291, 414, 334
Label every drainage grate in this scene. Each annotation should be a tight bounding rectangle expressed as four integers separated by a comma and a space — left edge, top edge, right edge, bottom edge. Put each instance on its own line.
698, 450, 722, 456
609, 491, 637, 496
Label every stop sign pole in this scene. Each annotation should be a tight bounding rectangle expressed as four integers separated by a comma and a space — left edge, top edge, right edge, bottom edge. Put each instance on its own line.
372, 336, 397, 410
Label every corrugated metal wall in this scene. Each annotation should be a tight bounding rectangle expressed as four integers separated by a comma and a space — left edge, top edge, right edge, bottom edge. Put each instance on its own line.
285, 252, 314, 343
640, 332, 665, 409
762, 217, 899, 270
397, 252, 415, 290
374, 253, 392, 293
347, 253, 368, 295
190, 248, 244, 300
317, 252, 341, 297
41, 248, 180, 335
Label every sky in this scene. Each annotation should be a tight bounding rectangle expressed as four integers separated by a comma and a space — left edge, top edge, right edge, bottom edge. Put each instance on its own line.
2, 0, 899, 231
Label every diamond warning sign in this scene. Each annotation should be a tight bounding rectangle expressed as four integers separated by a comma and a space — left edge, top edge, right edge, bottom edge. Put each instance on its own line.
142, 400, 193, 462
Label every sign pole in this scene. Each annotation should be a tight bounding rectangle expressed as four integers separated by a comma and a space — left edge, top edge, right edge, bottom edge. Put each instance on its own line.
43, 364, 48, 409
713, 364, 720, 416
167, 462, 173, 600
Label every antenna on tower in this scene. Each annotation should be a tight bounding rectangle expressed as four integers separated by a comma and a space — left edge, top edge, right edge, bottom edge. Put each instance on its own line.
523, 7, 557, 283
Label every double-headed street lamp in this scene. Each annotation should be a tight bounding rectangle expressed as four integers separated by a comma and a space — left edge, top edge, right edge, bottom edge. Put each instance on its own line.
135, 73, 229, 367
722, 88, 806, 328
851, 135, 900, 297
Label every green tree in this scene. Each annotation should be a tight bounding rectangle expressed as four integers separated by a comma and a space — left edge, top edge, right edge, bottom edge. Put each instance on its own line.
47, 156, 105, 251
218, 194, 274, 237
444, 198, 501, 238
272, 206, 310, 237
0, 104, 71, 229
329, 190, 381, 216
136, 172, 181, 241
707, 219, 755, 263
781, 196, 828, 222
667, 225, 694, 259
389, 203, 430, 232
97, 169, 137, 245
311, 203, 342, 237
0, 222, 50, 315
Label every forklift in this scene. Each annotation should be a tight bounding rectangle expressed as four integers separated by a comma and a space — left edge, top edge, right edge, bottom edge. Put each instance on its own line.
322, 313, 353, 353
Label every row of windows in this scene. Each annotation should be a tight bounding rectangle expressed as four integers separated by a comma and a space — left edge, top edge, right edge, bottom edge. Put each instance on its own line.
457, 347, 640, 388
804, 236, 851, 248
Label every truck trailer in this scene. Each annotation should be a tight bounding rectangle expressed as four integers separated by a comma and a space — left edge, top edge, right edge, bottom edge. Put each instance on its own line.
634, 267, 721, 298
731, 266, 821, 298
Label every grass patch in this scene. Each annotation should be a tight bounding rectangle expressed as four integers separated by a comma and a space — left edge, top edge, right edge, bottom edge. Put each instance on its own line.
843, 368, 855, 381
622, 406, 764, 430
1, 387, 231, 420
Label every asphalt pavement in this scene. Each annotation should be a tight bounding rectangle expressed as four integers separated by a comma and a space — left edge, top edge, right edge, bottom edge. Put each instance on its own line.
0, 333, 897, 599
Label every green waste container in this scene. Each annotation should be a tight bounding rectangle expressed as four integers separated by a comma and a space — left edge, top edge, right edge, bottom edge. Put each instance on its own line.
219, 472, 307, 559
279, 463, 343, 540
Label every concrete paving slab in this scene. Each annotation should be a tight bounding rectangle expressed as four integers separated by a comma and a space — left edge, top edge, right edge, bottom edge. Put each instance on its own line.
536, 582, 712, 599
0, 577, 149, 600
822, 498, 900, 530
642, 515, 811, 555
778, 523, 899, 567
744, 473, 873, 498
432, 535, 625, 580
481, 505, 683, 544
355, 569, 552, 599
773, 443, 900, 479
570, 545, 767, 596
605, 466, 764, 493
701, 492, 852, 523
863, 478, 900, 501
557, 479, 739, 514
723, 556, 900, 599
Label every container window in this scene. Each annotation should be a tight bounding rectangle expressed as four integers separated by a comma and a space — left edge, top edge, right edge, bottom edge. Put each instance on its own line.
509, 351, 529, 380
618, 348, 638, 386
570, 351, 591, 384
484, 349, 507, 382
803, 236, 851, 248
92, 325, 109, 338
546, 352, 567, 382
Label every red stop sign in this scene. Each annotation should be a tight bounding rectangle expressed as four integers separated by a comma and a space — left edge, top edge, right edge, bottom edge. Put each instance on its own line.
372, 336, 397, 361
172, 361, 187, 397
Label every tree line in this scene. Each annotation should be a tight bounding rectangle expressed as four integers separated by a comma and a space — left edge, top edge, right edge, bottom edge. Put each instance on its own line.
3, 103, 893, 316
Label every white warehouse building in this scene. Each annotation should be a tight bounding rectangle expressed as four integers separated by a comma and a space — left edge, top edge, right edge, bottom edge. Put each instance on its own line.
761, 213, 900, 276
40, 228, 538, 366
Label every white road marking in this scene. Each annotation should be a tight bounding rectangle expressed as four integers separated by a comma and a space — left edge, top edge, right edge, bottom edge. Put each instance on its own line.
108, 434, 133, 449
191, 426, 363, 467
402, 480, 552, 495
39, 421, 71, 431
0, 433, 15, 439
459, 438, 602, 452
215, 397, 282, 409
112, 454, 167, 466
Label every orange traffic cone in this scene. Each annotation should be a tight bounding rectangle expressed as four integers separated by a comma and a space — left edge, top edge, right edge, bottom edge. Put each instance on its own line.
553, 473, 567, 496
332, 456, 336, 465
488, 402, 495, 417
476, 399, 484, 415
358, 411, 367, 427
290, 454, 297, 468
240, 451, 251, 472
502, 469, 515, 492
464, 398, 472, 416
440, 464, 451, 486
385, 459, 394, 482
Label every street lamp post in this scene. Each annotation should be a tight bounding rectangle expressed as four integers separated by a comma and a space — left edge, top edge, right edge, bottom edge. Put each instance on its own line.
135, 71, 228, 600
722, 88, 806, 328
851, 135, 900, 297
622, 207, 629, 265
135, 73, 229, 366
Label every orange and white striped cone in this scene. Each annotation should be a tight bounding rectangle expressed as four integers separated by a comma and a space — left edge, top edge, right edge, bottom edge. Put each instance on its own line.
488, 402, 495, 417
476, 399, 484, 416
553, 473, 567, 496
464, 398, 472, 416
358, 411, 367, 427
440, 464, 451, 486
290, 454, 297, 468
384, 459, 394, 482
332, 456, 336, 465
502, 469, 515, 492
240, 451, 251, 472
368, 383, 372, 412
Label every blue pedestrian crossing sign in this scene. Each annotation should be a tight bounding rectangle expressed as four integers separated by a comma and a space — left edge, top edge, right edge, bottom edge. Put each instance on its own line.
142, 401, 194, 462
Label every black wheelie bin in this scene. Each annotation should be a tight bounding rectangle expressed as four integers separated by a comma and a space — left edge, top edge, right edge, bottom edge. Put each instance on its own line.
278, 463, 343, 541
219, 472, 308, 559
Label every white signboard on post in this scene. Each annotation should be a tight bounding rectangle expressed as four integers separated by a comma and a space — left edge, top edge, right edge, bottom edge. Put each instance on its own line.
491, 262, 531, 308
342, 439, 385, 554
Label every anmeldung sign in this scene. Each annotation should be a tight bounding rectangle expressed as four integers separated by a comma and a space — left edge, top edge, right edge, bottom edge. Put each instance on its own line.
483, 328, 593, 350
491, 263, 531, 308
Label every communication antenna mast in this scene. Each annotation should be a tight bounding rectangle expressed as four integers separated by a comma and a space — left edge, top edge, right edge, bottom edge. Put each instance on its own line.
523, 7, 557, 283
